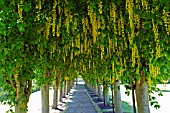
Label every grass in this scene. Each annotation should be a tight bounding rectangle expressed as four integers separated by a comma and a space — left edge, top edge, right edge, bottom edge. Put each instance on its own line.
122, 101, 134, 113
108, 95, 135, 113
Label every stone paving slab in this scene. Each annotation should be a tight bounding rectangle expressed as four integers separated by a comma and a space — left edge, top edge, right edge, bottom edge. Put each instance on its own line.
65, 79, 98, 113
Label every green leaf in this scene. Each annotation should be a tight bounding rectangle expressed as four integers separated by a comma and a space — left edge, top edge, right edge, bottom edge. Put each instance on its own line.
151, 96, 156, 100
166, 4, 169, 11
150, 101, 155, 106
12, 12, 18, 20
160, 66, 165, 74
158, 92, 163, 96
125, 90, 130, 96
0, 1, 4, 7
23, 2, 30, 12
154, 104, 161, 109
156, 18, 163, 25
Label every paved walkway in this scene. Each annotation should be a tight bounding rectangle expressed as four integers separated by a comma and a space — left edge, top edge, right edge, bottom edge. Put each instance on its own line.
66, 79, 98, 113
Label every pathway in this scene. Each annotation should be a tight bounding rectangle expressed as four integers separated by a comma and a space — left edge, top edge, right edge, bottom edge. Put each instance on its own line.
65, 78, 98, 113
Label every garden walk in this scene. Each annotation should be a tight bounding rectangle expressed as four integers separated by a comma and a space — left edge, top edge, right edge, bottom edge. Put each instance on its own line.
66, 78, 98, 113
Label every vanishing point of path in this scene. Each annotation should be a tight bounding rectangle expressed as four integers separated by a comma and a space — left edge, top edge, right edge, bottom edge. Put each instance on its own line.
66, 78, 98, 113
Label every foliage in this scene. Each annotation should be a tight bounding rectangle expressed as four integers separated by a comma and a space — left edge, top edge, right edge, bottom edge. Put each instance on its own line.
0, 0, 169, 111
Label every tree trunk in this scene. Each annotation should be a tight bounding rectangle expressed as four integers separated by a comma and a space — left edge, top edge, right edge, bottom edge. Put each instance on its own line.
132, 82, 137, 113
52, 70, 59, 109
71, 80, 74, 88
15, 79, 32, 113
103, 79, 110, 106
67, 80, 71, 94
111, 84, 115, 113
97, 79, 102, 100
114, 80, 123, 113
135, 72, 150, 113
76, 77, 78, 85
94, 83, 98, 95
63, 80, 67, 97
59, 82, 63, 102
41, 83, 49, 113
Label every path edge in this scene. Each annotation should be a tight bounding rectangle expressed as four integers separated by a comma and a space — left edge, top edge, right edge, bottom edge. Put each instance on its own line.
84, 85, 103, 113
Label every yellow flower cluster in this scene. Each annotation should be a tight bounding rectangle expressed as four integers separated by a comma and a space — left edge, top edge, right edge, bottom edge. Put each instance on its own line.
126, 0, 142, 71
51, 42, 56, 54
134, 14, 140, 30
35, 0, 41, 21
141, 0, 148, 10
52, 0, 57, 36
74, 62, 76, 68
162, 7, 170, 35
108, 36, 112, 58
98, 2, 103, 14
120, 12, 127, 50
124, 57, 127, 70
56, 0, 61, 37
148, 74, 152, 90
71, 49, 73, 62
76, 34, 80, 55
88, 6, 97, 44
89, 60, 91, 69
63, 55, 65, 63
152, 20, 161, 58
45, 17, 51, 40
126, 0, 134, 44
83, 65, 86, 71
82, 17, 86, 33
110, 3, 117, 52
57, 15, 61, 37
64, 6, 71, 34
82, 17, 88, 51
18, 0, 23, 22
100, 45, 104, 61
112, 61, 114, 72
110, 76, 114, 84
149, 64, 160, 78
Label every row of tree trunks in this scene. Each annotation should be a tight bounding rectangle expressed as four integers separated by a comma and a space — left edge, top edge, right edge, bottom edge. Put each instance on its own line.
40, 71, 74, 113
85, 73, 150, 113
12, 71, 75, 113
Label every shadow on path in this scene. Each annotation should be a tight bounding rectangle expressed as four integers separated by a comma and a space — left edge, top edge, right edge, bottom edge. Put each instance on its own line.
85, 85, 134, 113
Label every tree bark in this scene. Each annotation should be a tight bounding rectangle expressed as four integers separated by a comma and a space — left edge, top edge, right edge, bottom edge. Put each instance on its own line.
52, 70, 59, 109
71, 80, 74, 88
94, 82, 98, 95
41, 83, 49, 113
59, 82, 63, 102
114, 80, 123, 113
111, 84, 115, 113
135, 72, 150, 113
76, 77, 78, 85
67, 80, 71, 94
132, 82, 137, 113
97, 79, 102, 100
103, 79, 110, 106
63, 80, 67, 97
15, 79, 32, 113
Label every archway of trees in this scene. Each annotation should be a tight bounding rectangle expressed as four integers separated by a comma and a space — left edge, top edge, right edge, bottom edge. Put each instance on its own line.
0, 0, 169, 113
